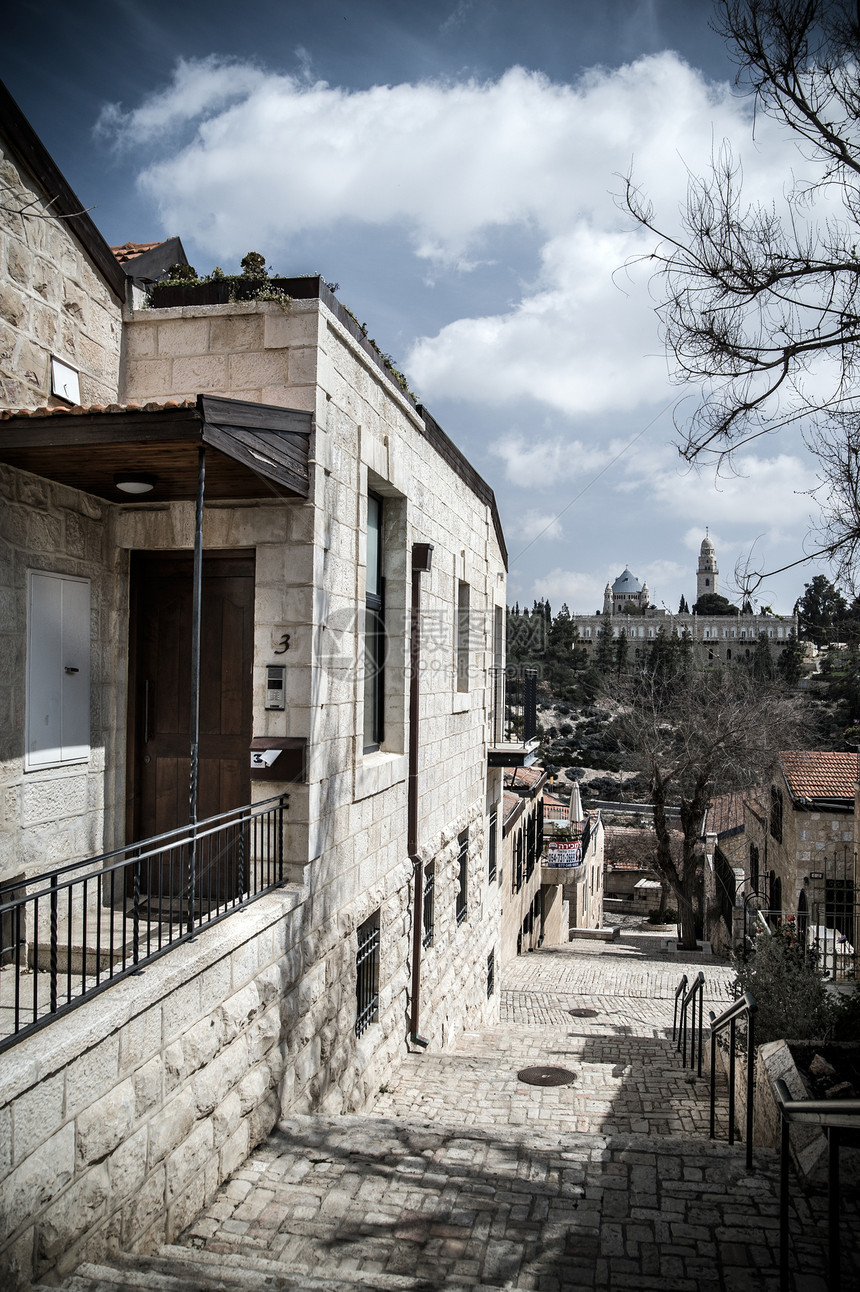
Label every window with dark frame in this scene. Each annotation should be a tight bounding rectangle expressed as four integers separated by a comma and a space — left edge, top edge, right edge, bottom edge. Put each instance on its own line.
514, 828, 523, 893
487, 948, 495, 998
525, 812, 536, 880
355, 911, 380, 1037
456, 580, 470, 692
363, 493, 385, 753
422, 863, 435, 948
456, 829, 468, 924
488, 808, 497, 884
750, 842, 760, 894
770, 786, 783, 843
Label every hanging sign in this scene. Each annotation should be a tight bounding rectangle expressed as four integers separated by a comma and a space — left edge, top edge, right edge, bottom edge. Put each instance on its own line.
547, 839, 583, 868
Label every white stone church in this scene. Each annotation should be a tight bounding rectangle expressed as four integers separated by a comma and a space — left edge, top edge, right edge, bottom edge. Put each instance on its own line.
572, 536, 798, 666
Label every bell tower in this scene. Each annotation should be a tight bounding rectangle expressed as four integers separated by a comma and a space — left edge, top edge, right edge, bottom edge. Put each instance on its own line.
697, 532, 718, 601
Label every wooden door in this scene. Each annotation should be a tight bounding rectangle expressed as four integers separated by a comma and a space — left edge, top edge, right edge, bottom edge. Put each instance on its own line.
129, 551, 255, 897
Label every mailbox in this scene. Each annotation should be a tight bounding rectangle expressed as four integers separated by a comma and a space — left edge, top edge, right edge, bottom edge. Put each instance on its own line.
249, 736, 306, 782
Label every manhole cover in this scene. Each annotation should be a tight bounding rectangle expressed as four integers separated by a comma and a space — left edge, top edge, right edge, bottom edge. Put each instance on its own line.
568, 1008, 599, 1018
517, 1066, 577, 1087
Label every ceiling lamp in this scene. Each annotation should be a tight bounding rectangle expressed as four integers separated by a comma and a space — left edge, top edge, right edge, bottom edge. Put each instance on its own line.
114, 473, 157, 495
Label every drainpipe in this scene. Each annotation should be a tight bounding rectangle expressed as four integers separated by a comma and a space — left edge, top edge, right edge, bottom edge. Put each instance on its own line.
409, 542, 433, 1048
187, 444, 206, 933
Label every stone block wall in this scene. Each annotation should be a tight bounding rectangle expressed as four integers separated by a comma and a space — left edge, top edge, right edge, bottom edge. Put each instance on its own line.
0, 143, 122, 411
0, 881, 421, 1289
121, 296, 507, 1058
0, 463, 125, 886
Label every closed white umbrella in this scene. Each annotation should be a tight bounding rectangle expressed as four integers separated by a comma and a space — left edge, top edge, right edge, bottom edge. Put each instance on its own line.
568, 782, 584, 827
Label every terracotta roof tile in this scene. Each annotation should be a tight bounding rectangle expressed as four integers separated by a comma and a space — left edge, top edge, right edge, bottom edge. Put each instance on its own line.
111, 240, 171, 264
0, 399, 197, 421
780, 751, 858, 801
706, 792, 747, 837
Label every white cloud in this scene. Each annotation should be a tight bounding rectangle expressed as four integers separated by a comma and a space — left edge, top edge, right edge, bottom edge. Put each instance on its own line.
491, 431, 619, 489
99, 53, 815, 422
517, 510, 564, 543
96, 56, 269, 145
533, 568, 605, 614
645, 451, 817, 538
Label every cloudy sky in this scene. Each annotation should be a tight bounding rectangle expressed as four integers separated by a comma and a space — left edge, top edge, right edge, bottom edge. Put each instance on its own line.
3, 0, 834, 615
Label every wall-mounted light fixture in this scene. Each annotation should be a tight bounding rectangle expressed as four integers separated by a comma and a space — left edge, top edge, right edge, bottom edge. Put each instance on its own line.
114, 473, 157, 495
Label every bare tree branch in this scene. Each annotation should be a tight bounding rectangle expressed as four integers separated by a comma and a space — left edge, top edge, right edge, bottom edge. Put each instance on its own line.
626, 1, 860, 583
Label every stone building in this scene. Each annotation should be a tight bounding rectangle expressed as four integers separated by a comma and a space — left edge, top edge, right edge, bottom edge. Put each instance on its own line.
499, 767, 566, 959
743, 752, 859, 972
0, 85, 517, 1285
574, 535, 797, 667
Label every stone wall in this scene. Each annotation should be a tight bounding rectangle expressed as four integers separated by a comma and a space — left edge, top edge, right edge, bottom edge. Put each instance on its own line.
0, 877, 428, 1288
572, 611, 797, 666
1, 893, 294, 1287
745, 796, 855, 919
121, 297, 507, 1058
0, 141, 122, 411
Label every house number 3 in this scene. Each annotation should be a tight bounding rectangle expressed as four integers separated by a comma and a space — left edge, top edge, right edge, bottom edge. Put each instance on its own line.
274, 634, 291, 654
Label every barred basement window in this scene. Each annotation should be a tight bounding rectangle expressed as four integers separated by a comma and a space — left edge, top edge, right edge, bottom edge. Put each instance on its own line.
487, 949, 495, 998
355, 912, 380, 1037
422, 864, 435, 948
488, 808, 497, 884
456, 829, 468, 925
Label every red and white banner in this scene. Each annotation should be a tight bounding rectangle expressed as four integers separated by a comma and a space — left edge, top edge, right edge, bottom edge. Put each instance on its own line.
547, 839, 582, 867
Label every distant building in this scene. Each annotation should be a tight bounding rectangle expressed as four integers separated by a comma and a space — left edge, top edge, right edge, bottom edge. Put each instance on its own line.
743, 752, 858, 974
574, 535, 797, 666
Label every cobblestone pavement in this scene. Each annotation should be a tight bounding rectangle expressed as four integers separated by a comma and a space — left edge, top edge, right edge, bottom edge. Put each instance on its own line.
56, 932, 860, 1291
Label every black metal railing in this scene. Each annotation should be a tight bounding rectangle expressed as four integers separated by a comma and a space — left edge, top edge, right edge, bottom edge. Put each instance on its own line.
489, 666, 537, 745
422, 865, 435, 948
0, 794, 288, 1054
708, 992, 757, 1171
775, 1080, 860, 1292
673, 971, 705, 1077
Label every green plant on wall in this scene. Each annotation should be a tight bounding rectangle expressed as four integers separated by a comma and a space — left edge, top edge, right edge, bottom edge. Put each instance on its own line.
732, 919, 834, 1046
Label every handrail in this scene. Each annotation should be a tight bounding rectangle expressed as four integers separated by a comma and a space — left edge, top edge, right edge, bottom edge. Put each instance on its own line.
672, 973, 687, 1040
0, 793, 288, 895
708, 991, 757, 1171
673, 971, 705, 1077
775, 1080, 860, 1292
0, 794, 289, 1053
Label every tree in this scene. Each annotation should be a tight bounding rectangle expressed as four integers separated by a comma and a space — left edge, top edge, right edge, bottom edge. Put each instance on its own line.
610, 667, 802, 949
614, 628, 629, 675
595, 621, 616, 674
678, 594, 690, 614
626, 0, 860, 585
751, 631, 776, 681
777, 629, 805, 684
692, 592, 739, 617
794, 574, 848, 644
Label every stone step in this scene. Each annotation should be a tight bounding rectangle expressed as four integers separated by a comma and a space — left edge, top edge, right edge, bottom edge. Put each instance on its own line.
52, 1250, 435, 1292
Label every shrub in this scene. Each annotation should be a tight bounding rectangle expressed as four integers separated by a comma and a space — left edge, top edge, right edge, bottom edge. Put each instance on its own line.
732, 919, 834, 1046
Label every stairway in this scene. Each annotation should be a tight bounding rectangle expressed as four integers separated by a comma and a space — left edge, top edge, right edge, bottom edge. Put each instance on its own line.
33, 938, 857, 1290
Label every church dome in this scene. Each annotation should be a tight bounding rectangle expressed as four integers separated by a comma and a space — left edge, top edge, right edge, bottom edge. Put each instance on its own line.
701, 535, 715, 554
611, 568, 642, 595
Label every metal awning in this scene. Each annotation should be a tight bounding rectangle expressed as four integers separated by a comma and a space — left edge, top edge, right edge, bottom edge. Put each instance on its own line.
0, 393, 311, 501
